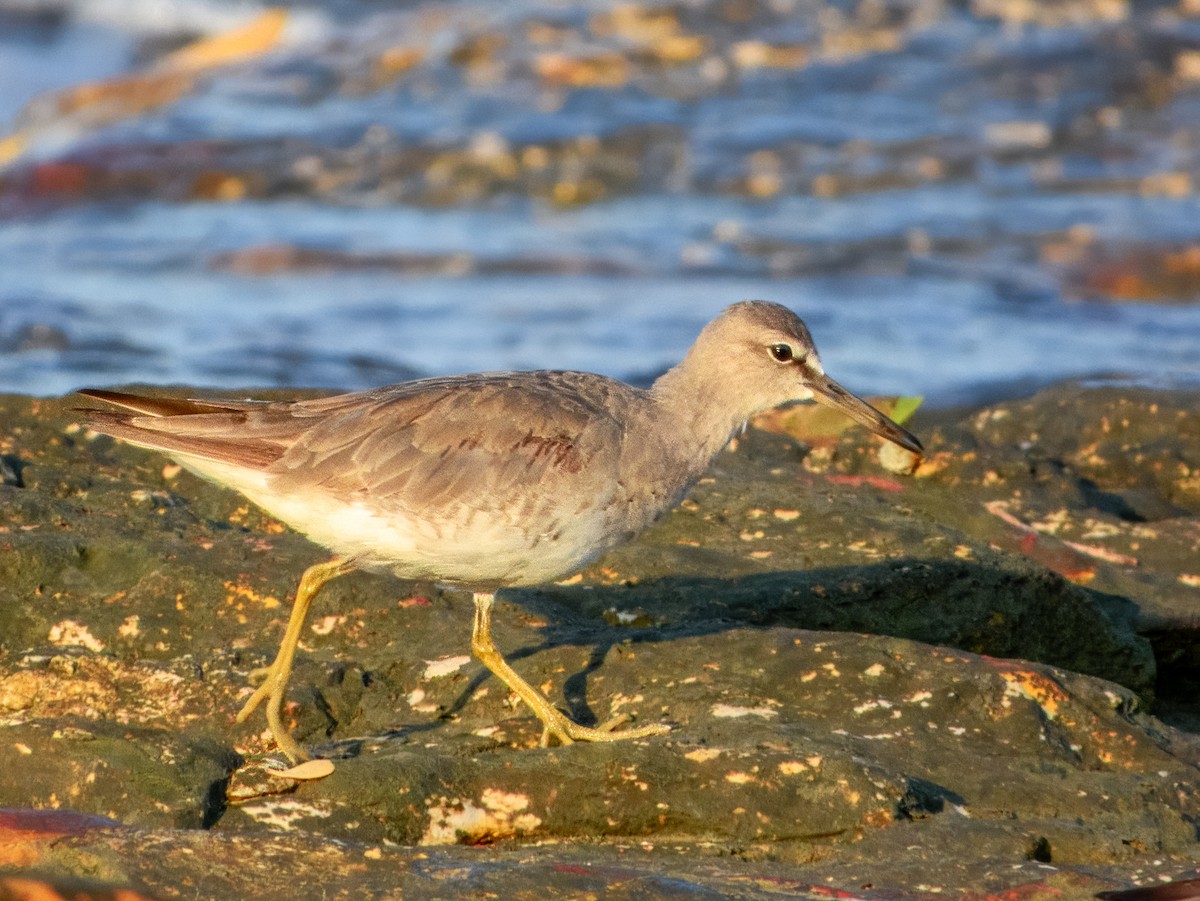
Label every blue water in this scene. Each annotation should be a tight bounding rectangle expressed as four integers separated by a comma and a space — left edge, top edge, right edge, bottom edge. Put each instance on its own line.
2, 0, 1199, 407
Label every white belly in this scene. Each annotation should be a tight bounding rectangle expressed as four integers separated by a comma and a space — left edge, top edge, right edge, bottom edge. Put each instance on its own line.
175, 452, 653, 589
185, 466, 613, 587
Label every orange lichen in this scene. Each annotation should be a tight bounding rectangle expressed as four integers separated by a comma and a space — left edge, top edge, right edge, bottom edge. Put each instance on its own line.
223, 579, 281, 610
998, 669, 1069, 719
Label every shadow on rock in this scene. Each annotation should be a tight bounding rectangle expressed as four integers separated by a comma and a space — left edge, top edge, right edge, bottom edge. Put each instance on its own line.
513, 555, 1155, 702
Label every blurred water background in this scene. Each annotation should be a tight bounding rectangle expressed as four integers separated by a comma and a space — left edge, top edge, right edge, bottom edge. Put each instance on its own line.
1, 0, 1199, 407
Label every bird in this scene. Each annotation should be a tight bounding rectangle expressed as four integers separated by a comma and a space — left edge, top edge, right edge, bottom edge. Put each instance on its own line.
78, 300, 923, 763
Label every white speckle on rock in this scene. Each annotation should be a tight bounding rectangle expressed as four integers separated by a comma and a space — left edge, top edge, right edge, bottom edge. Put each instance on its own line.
406, 688, 439, 713
310, 615, 346, 636
238, 798, 333, 830
421, 791, 542, 845
423, 655, 472, 679
852, 699, 895, 715
710, 703, 778, 719
48, 620, 105, 653
118, 615, 141, 639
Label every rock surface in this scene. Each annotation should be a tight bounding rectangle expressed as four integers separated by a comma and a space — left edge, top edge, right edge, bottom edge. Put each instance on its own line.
0, 383, 1198, 897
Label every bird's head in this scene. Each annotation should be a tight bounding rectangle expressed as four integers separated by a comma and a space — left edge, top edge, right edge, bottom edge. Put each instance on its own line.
670, 300, 923, 455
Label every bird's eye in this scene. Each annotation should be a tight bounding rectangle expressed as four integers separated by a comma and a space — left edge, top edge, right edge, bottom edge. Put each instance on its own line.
769, 343, 794, 363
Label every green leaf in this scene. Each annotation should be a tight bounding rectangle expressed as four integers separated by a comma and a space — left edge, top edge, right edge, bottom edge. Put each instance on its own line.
888, 396, 923, 426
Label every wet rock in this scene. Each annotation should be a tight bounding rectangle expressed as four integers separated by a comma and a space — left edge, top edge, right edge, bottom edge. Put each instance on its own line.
208, 243, 642, 278
0, 384, 1197, 894
910, 383, 1200, 659
1055, 243, 1200, 304
0, 816, 1170, 901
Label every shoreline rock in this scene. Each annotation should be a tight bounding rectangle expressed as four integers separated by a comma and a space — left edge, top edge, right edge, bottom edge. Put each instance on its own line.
0, 381, 1197, 896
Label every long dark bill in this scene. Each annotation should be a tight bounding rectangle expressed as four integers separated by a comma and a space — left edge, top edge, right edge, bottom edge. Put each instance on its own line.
807, 372, 924, 455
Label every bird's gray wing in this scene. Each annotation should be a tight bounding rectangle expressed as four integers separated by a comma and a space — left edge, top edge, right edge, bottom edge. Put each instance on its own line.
268, 372, 633, 518
80, 375, 636, 520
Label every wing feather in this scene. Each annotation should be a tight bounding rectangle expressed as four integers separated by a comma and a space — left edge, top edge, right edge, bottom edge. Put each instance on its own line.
270, 373, 634, 520
79, 375, 640, 521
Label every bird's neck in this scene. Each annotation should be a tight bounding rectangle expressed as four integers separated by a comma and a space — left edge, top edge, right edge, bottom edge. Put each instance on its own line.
648, 354, 749, 466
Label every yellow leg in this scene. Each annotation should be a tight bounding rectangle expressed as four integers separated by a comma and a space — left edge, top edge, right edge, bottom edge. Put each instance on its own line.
470, 592, 670, 746
236, 557, 355, 762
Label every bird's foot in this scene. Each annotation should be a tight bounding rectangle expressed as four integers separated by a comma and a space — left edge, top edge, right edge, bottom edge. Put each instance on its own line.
234, 666, 276, 723
235, 662, 311, 763
537, 710, 671, 748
